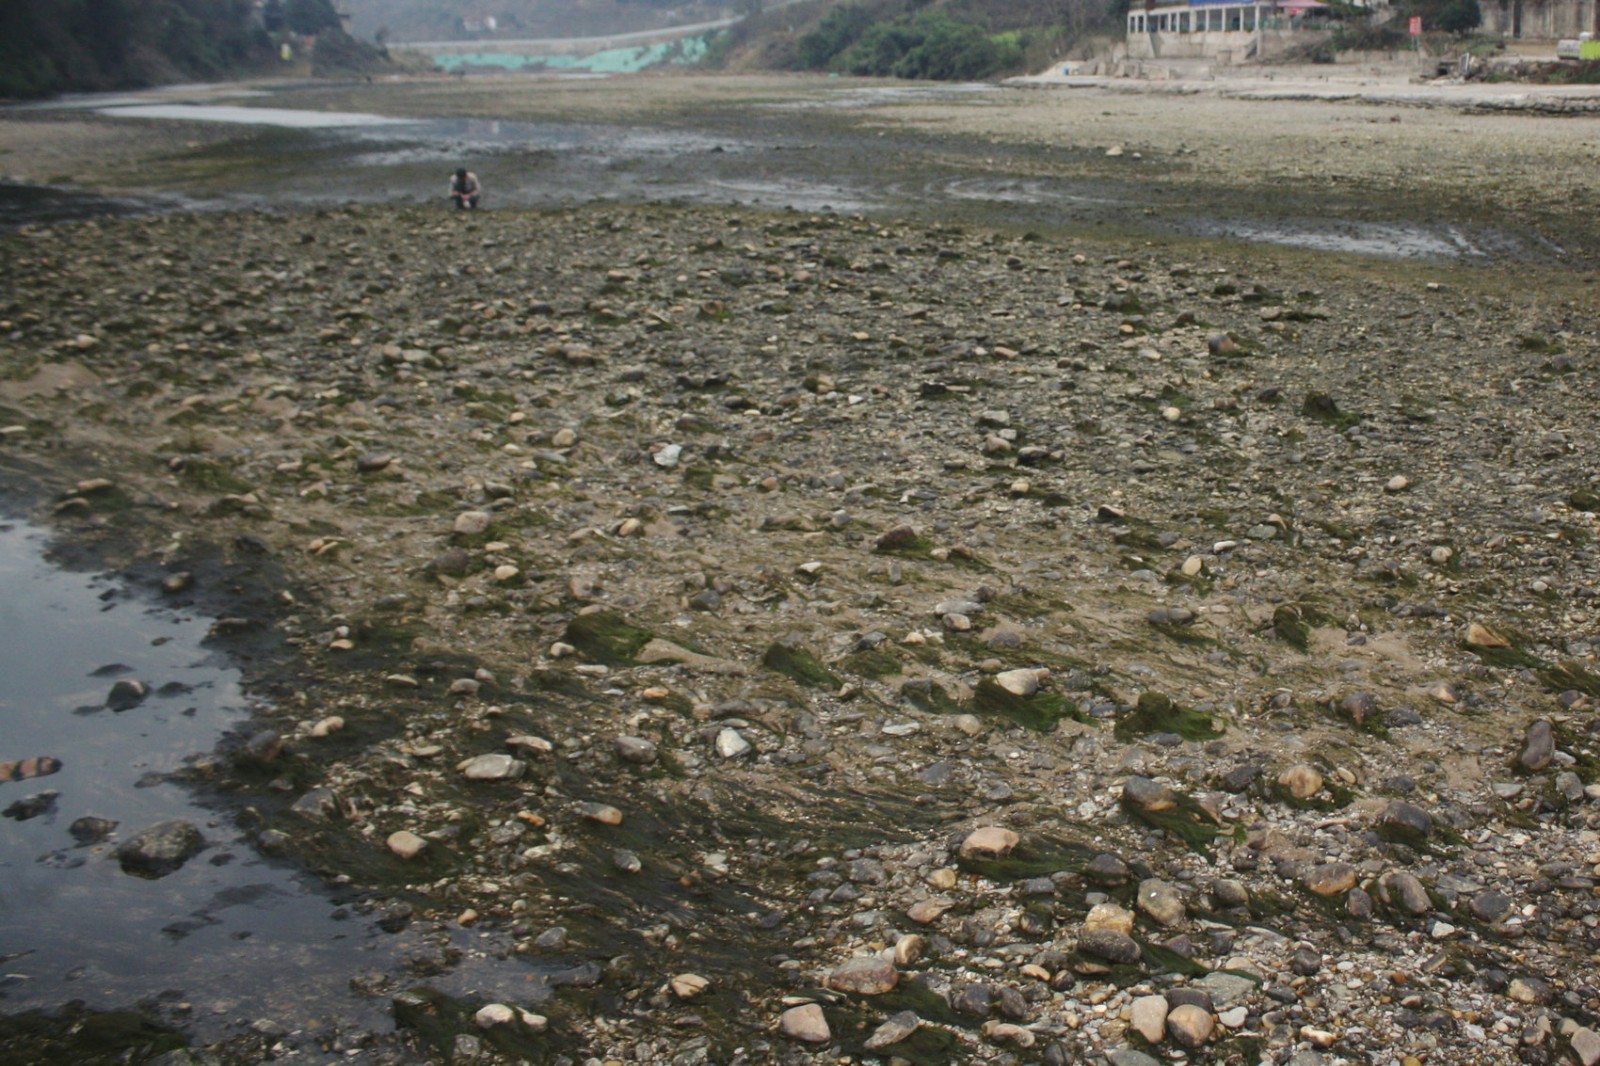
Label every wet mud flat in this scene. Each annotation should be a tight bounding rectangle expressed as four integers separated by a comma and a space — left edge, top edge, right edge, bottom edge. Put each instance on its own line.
0, 74, 1598, 1066
5, 73, 1600, 265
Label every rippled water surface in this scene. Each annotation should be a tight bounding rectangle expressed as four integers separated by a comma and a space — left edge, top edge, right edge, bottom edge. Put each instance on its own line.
0, 521, 396, 1042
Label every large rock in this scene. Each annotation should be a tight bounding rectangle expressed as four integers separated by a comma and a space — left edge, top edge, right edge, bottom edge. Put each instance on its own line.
1136, 878, 1186, 926
780, 1003, 830, 1043
827, 955, 898, 995
960, 826, 1019, 860
1129, 994, 1168, 1043
116, 820, 204, 878
1166, 1003, 1214, 1048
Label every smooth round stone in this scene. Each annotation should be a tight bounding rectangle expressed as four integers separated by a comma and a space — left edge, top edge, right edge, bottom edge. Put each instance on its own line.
780, 1003, 830, 1043
1385, 475, 1410, 493
1305, 862, 1358, 896
576, 802, 623, 825
960, 826, 1019, 860
116, 820, 204, 878
1077, 929, 1141, 964
615, 735, 658, 764
1381, 871, 1431, 915
864, 1010, 921, 1051
670, 973, 710, 999
1167, 1003, 1214, 1048
1470, 889, 1514, 923
453, 510, 492, 535
907, 898, 954, 924
1137, 878, 1186, 926
827, 955, 898, 995
458, 753, 523, 781
1277, 764, 1324, 800
1121, 776, 1174, 812
386, 830, 428, 859
1211, 878, 1250, 908
1084, 901, 1135, 935
1130, 994, 1168, 1043
1519, 719, 1555, 772
1379, 800, 1432, 837
994, 668, 1045, 697
474, 1004, 515, 1028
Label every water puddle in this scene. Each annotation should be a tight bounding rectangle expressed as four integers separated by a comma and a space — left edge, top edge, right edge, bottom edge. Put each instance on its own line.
92, 103, 412, 128
1180, 216, 1540, 259
0, 520, 403, 1044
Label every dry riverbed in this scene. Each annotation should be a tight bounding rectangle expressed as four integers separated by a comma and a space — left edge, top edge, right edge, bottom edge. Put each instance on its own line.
1, 73, 1600, 1066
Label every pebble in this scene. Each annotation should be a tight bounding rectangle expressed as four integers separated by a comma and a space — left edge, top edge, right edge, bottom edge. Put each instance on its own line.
1277, 763, 1324, 800
1166, 1003, 1214, 1048
960, 826, 1019, 859
1136, 878, 1185, 926
386, 830, 428, 859
826, 955, 898, 995
116, 820, 204, 878
1129, 994, 1168, 1043
780, 1003, 830, 1043
1305, 862, 1358, 896
458, 754, 523, 781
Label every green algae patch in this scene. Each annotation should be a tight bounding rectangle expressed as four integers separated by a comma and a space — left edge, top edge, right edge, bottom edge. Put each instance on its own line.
1272, 602, 1333, 652
841, 647, 903, 678
1115, 692, 1225, 743
762, 642, 840, 688
972, 677, 1084, 732
957, 838, 1096, 881
900, 679, 964, 715
564, 611, 655, 664
1541, 661, 1600, 699
0, 1005, 187, 1065
1141, 940, 1209, 977
1301, 392, 1361, 430
1120, 787, 1230, 857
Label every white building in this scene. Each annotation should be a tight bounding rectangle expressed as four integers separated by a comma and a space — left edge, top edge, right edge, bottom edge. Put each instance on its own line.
1126, 0, 1338, 62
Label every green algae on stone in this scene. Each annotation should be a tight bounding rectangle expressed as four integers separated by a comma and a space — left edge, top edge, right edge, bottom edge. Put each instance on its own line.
1119, 785, 1229, 857
972, 677, 1084, 732
956, 838, 1096, 882
1271, 602, 1333, 652
762, 642, 840, 688
1115, 692, 1225, 743
841, 647, 903, 678
564, 611, 655, 664
1540, 661, 1600, 699
1301, 392, 1361, 430
900, 678, 964, 715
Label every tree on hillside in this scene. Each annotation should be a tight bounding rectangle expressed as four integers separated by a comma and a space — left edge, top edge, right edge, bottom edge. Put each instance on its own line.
286, 0, 342, 35
0, 0, 270, 99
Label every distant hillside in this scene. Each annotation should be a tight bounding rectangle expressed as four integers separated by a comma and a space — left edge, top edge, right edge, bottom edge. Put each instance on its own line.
344, 0, 733, 42
704, 0, 1121, 79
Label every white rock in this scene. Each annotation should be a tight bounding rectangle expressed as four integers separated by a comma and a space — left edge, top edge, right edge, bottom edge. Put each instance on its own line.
386, 830, 428, 859
454, 510, 492, 535
994, 668, 1046, 697
653, 443, 682, 468
474, 1004, 515, 1028
458, 753, 522, 780
715, 728, 752, 759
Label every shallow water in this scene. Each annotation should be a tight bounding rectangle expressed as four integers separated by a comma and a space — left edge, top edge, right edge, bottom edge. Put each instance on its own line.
0, 520, 399, 1043
0, 80, 1567, 263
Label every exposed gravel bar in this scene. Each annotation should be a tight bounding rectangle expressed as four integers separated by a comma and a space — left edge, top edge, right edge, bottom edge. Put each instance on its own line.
1, 73, 1599, 1066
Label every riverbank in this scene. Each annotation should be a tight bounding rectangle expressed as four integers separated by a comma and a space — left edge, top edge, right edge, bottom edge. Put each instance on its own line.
1, 74, 1598, 1065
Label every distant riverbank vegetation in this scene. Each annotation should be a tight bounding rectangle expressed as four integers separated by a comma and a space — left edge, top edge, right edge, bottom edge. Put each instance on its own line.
705, 0, 1121, 79
0, 0, 403, 99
